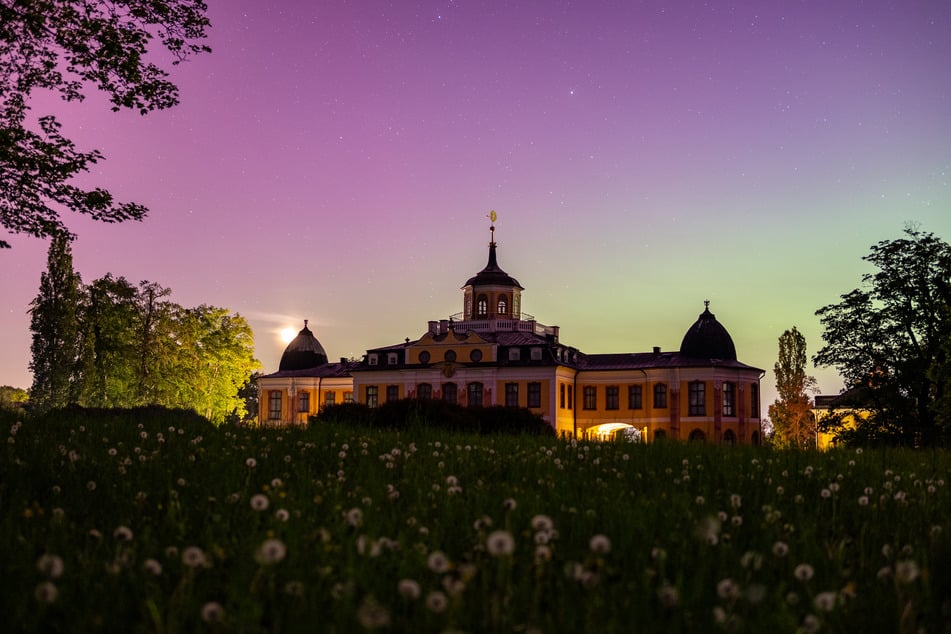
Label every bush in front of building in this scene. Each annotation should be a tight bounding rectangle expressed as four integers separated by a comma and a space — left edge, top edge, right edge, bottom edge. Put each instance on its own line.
312, 399, 555, 435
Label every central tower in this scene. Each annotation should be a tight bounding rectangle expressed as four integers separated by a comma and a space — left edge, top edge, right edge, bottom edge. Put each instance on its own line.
461, 220, 524, 321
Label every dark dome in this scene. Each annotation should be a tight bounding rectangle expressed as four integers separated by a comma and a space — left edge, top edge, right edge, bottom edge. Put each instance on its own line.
279, 321, 328, 370
679, 305, 737, 360
464, 242, 523, 289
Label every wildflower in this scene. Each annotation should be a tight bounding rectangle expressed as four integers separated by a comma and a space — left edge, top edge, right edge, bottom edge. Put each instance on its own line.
356, 597, 391, 629
730, 494, 742, 509
716, 578, 739, 600
201, 602, 225, 623
801, 614, 821, 634
425, 591, 448, 614
427, 551, 450, 574
398, 579, 421, 600
534, 545, 552, 564
250, 494, 270, 512
813, 591, 837, 612
858, 495, 869, 506
589, 534, 611, 555
531, 515, 554, 532
487, 530, 516, 557
275, 508, 290, 522
695, 516, 721, 545
34, 582, 58, 604
820, 488, 831, 499
142, 559, 163, 576
345, 507, 363, 527
695, 495, 705, 506
182, 546, 207, 569
731, 515, 743, 527
245, 458, 257, 468
86, 481, 97, 491
284, 581, 305, 597
794, 563, 814, 582
772, 541, 789, 557
503, 497, 517, 511
657, 583, 679, 608
895, 560, 919, 584
113, 525, 134, 541
256, 538, 287, 565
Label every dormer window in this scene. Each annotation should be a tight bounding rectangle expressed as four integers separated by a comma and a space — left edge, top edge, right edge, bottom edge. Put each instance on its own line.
476, 295, 488, 318
508, 348, 521, 361
368, 353, 378, 366
530, 347, 542, 360
498, 294, 508, 315
387, 352, 398, 365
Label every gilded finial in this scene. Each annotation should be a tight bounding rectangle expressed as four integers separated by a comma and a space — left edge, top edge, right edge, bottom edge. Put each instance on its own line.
487, 210, 497, 245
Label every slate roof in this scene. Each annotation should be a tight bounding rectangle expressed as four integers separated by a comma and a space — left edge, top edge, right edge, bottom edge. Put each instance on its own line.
574, 351, 762, 372
278, 322, 328, 371
259, 360, 360, 380
463, 242, 523, 289
679, 306, 738, 361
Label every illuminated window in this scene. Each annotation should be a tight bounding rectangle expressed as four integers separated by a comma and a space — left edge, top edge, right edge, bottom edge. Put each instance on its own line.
386, 385, 399, 402
468, 382, 483, 407
443, 383, 457, 405
366, 386, 378, 408
324, 391, 335, 406
498, 294, 508, 315
628, 385, 643, 409
298, 390, 310, 413
417, 383, 432, 399
528, 382, 542, 408
722, 382, 735, 417
653, 383, 667, 408
688, 381, 705, 416
560, 383, 566, 409
476, 295, 488, 317
344, 392, 354, 404
606, 386, 619, 410
583, 386, 597, 410
268, 391, 282, 420
568, 385, 573, 410
506, 383, 519, 407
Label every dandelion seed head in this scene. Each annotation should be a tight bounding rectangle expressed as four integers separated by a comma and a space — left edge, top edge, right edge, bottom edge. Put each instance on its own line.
425, 590, 448, 613
813, 591, 837, 612
487, 530, 516, 556
256, 538, 287, 565
398, 578, 421, 600
34, 582, 58, 604
250, 494, 270, 512
589, 534, 611, 555
201, 602, 225, 623
794, 563, 814, 582
36, 554, 64, 579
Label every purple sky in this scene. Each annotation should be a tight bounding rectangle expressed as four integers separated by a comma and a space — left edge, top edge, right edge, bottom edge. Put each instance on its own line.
2, 0, 950, 413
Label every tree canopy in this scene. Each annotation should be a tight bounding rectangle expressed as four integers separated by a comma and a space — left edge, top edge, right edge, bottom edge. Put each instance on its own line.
0, 0, 210, 248
767, 327, 817, 448
813, 227, 951, 446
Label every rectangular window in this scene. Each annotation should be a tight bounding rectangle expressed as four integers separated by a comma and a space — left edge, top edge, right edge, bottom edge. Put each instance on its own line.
628, 385, 643, 409
366, 386, 378, 408
386, 385, 399, 403
324, 391, 336, 406
468, 382, 483, 407
387, 352, 398, 365
344, 391, 354, 404
528, 382, 542, 408
751, 383, 759, 418
568, 385, 573, 410
505, 382, 519, 407
508, 348, 521, 361
560, 383, 566, 409
268, 391, 282, 420
583, 386, 597, 410
606, 386, 619, 410
417, 383, 432, 399
689, 381, 705, 416
530, 347, 543, 360
443, 383, 457, 405
298, 390, 310, 413
368, 354, 378, 366
653, 383, 667, 409
723, 382, 735, 417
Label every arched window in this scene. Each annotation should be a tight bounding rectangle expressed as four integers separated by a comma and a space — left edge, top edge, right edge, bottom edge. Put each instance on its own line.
751, 430, 761, 446
476, 295, 488, 318
723, 429, 736, 446
689, 429, 706, 442
497, 294, 508, 315
417, 383, 432, 399
467, 382, 483, 407
654, 429, 667, 441
443, 383, 457, 405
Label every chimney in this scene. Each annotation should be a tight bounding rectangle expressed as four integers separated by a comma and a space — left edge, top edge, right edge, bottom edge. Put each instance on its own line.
653, 346, 661, 355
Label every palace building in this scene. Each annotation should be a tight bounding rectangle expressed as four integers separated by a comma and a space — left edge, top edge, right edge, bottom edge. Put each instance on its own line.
258, 228, 764, 444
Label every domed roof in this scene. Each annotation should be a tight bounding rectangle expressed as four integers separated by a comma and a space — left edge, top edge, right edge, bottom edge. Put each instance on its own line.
679, 303, 737, 360
279, 321, 328, 370
464, 242, 523, 289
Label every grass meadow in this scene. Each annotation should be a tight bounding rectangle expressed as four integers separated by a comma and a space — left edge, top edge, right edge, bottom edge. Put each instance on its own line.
2, 409, 949, 633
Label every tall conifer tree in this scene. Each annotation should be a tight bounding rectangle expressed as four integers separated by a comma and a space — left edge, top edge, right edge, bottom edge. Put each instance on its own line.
29, 233, 82, 410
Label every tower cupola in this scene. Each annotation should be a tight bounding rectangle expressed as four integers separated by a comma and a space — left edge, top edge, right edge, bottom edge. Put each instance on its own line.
679, 301, 738, 360
278, 320, 329, 370
462, 218, 524, 320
